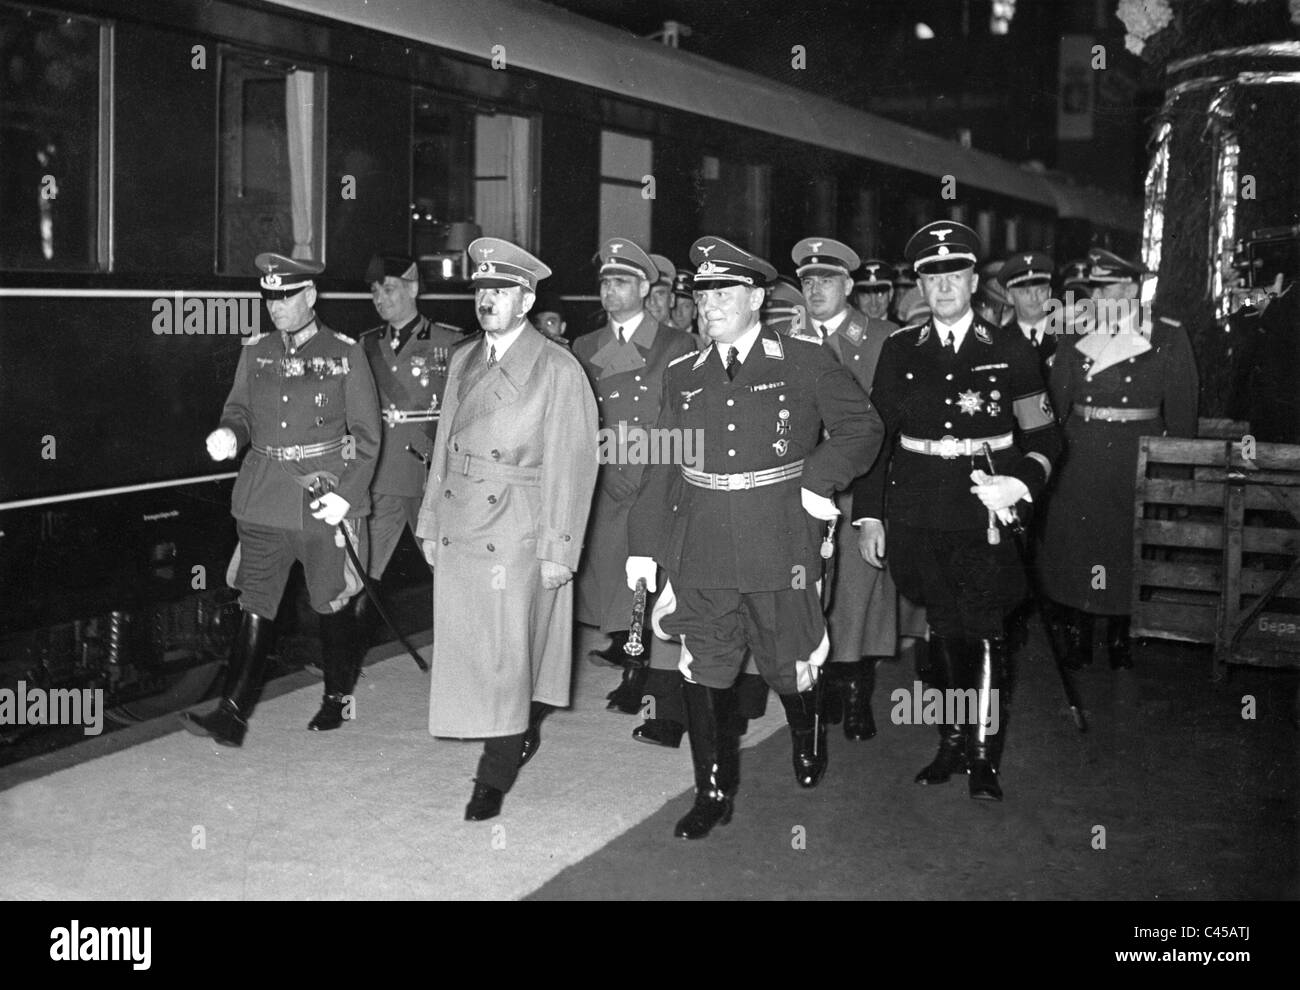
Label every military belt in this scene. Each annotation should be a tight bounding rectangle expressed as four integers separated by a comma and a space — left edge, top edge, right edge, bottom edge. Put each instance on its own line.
1073, 404, 1160, 423
252, 437, 347, 462
899, 432, 1013, 460
459, 453, 541, 485
680, 460, 804, 491
383, 407, 440, 426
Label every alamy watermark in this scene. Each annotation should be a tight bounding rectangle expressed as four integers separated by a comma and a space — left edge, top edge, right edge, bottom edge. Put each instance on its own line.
1042, 293, 1152, 337
152, 292, 261, 336
597, 424, 704, 470
0, 681, 104, 736
890, 680, 1000, 734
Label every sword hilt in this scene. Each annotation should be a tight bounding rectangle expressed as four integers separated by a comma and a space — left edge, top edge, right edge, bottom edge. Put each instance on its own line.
624, 577, 647, 658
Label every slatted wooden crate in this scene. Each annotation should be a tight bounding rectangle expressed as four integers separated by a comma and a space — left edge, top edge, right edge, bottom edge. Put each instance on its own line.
1132, 436, 1300, 677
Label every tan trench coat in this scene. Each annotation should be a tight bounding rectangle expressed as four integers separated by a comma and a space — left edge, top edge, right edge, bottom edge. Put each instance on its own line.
415, 323, 598, 737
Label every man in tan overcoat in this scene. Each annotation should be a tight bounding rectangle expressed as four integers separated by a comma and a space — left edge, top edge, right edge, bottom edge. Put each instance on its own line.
417, 237, 598, 822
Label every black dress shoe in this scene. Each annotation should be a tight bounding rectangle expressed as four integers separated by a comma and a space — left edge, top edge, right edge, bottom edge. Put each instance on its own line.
518, 724, 541, 768
632, 718, 684, 748
589, 631, 630, 668
180, 703, 248, 748
607, 663, 649, 715
307, 693, 347, 732
464, 781, 505, 821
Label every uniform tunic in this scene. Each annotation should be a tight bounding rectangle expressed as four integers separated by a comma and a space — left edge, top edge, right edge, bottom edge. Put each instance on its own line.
572, 316, 696, 632
415, 323, 598, 738
818, 312, 928, 659
357, 314, 465, 576
629, 326, 884, 692
1037, 314, 1198, 614
218, 321, 380, 617
852, 315, 1061, 637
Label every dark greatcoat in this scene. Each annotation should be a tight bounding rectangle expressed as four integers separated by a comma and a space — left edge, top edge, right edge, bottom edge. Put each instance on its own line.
415, 323, 599, 737
572, 315, 697, 632
1037, 313, 1199, 614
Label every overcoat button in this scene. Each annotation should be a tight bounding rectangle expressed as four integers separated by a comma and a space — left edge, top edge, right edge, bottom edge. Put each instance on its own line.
444, 490, 453, 499
441, 537, 450, 546
487, 543, 495, 552
487, 495, 497, 504
280, 421, 287, 428
491, 450, 501, 460
563, 535, 571, 541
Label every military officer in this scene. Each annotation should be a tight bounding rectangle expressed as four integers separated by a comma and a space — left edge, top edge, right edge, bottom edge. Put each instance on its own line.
355, 254, 463, 643
1000, 251, 1058, 379
852, 221, 1061, 801
573, 238, 696, 715
182, 253, 380, 745
890, 262, 918, 324
975, 260, 1013, 327
416, 238, 598, 822
1059, 258, 1091, 297
627, 235, 885, 839
1038, 249, 1198, 670
646, 253, 677, 328
669, 267, 698, 333
762, 276, 811, 336
532, 292, 572, 347
997, 250, 1058, 652
793, 237, 926, 740
851, 259, 896, 325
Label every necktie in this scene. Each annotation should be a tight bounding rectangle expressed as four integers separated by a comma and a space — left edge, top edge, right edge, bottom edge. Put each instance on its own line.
725, 345, 740, 381
815, 323, 826, 340
617, 326, 625, 345
392, 326, 406, 351
1030, 327, 1040, 347
942, 333, 954, 353
486, 344, 498, 367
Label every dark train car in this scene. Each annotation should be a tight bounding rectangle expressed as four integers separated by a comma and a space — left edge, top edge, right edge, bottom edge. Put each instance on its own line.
0, 0, 1139, 727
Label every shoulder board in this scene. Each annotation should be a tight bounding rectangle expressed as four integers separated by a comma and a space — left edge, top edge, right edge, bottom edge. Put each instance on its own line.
787, 332, 821, 345
433, 321, 464, 334
332, 331, 358, 345
1158, 316, 1181, 327
889, 323, 923, 337
669, 350, 700, 368
453, 331, 484, 350
358, 324, 385, 339
241, 332, 268, 346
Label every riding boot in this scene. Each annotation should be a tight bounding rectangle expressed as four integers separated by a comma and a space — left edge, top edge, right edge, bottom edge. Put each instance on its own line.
968, 636, 1006, 801
673, 681, 739, 839
309, 608, 360, 731
632, 668, 686, 747
915, 635, 969, 785
591, 630, 631, 669
778, 688, 828, 788
1107, 615, 1134, 669
1062, 606, 1093, 670
842, 658, 879, 741
352, 590, 381, 649
606, 660, 649, 714
821, 661, 850, 725
180, 610, 273, 747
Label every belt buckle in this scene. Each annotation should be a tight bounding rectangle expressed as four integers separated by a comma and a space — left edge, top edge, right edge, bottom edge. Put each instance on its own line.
936, 435, 961, 460
726, 473, 748, 491
283, 444, 303, 462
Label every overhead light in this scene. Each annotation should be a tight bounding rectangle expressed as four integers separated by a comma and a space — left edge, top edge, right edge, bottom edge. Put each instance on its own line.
915, 22, 935, 40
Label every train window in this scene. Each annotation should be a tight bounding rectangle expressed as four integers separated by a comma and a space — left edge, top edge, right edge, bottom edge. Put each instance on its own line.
699, 156, 770, 258
1005, 216, 1019, 252
0, 5, 107, 271
598, 130, 652, 247
216, 51, 326, 274
412, 93, 536, 265
475, 112, 536, 248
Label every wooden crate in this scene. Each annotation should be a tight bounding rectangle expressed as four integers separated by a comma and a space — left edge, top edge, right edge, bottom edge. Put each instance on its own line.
1132, 436, 1300, 677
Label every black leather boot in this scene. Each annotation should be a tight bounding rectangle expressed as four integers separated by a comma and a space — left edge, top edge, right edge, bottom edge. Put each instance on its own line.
779, 688, 828, 788
309, 608, 360, 731
968, 636, 1006, 801
821, 662, 850, 725
1062, 607, 1093, 670
180, 610, 273, 747
606, 660, 649, 715
633, 668, 686, 746
915, 635, 969, 785
591, 630, 630, 668
842, 658, 878, 741
674, 681, 739, 839
519, 701, 548, 768
1107, 616, 1133, 669
352, 589, 381, 649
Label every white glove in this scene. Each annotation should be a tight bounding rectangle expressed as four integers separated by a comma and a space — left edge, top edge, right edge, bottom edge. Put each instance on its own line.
206, 427, 238, 461
969, 470, 1029, 512
310, 491, 351, 527
625, 555, 657, 593
796, 660, 819, 692
800, 487, 841, 521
